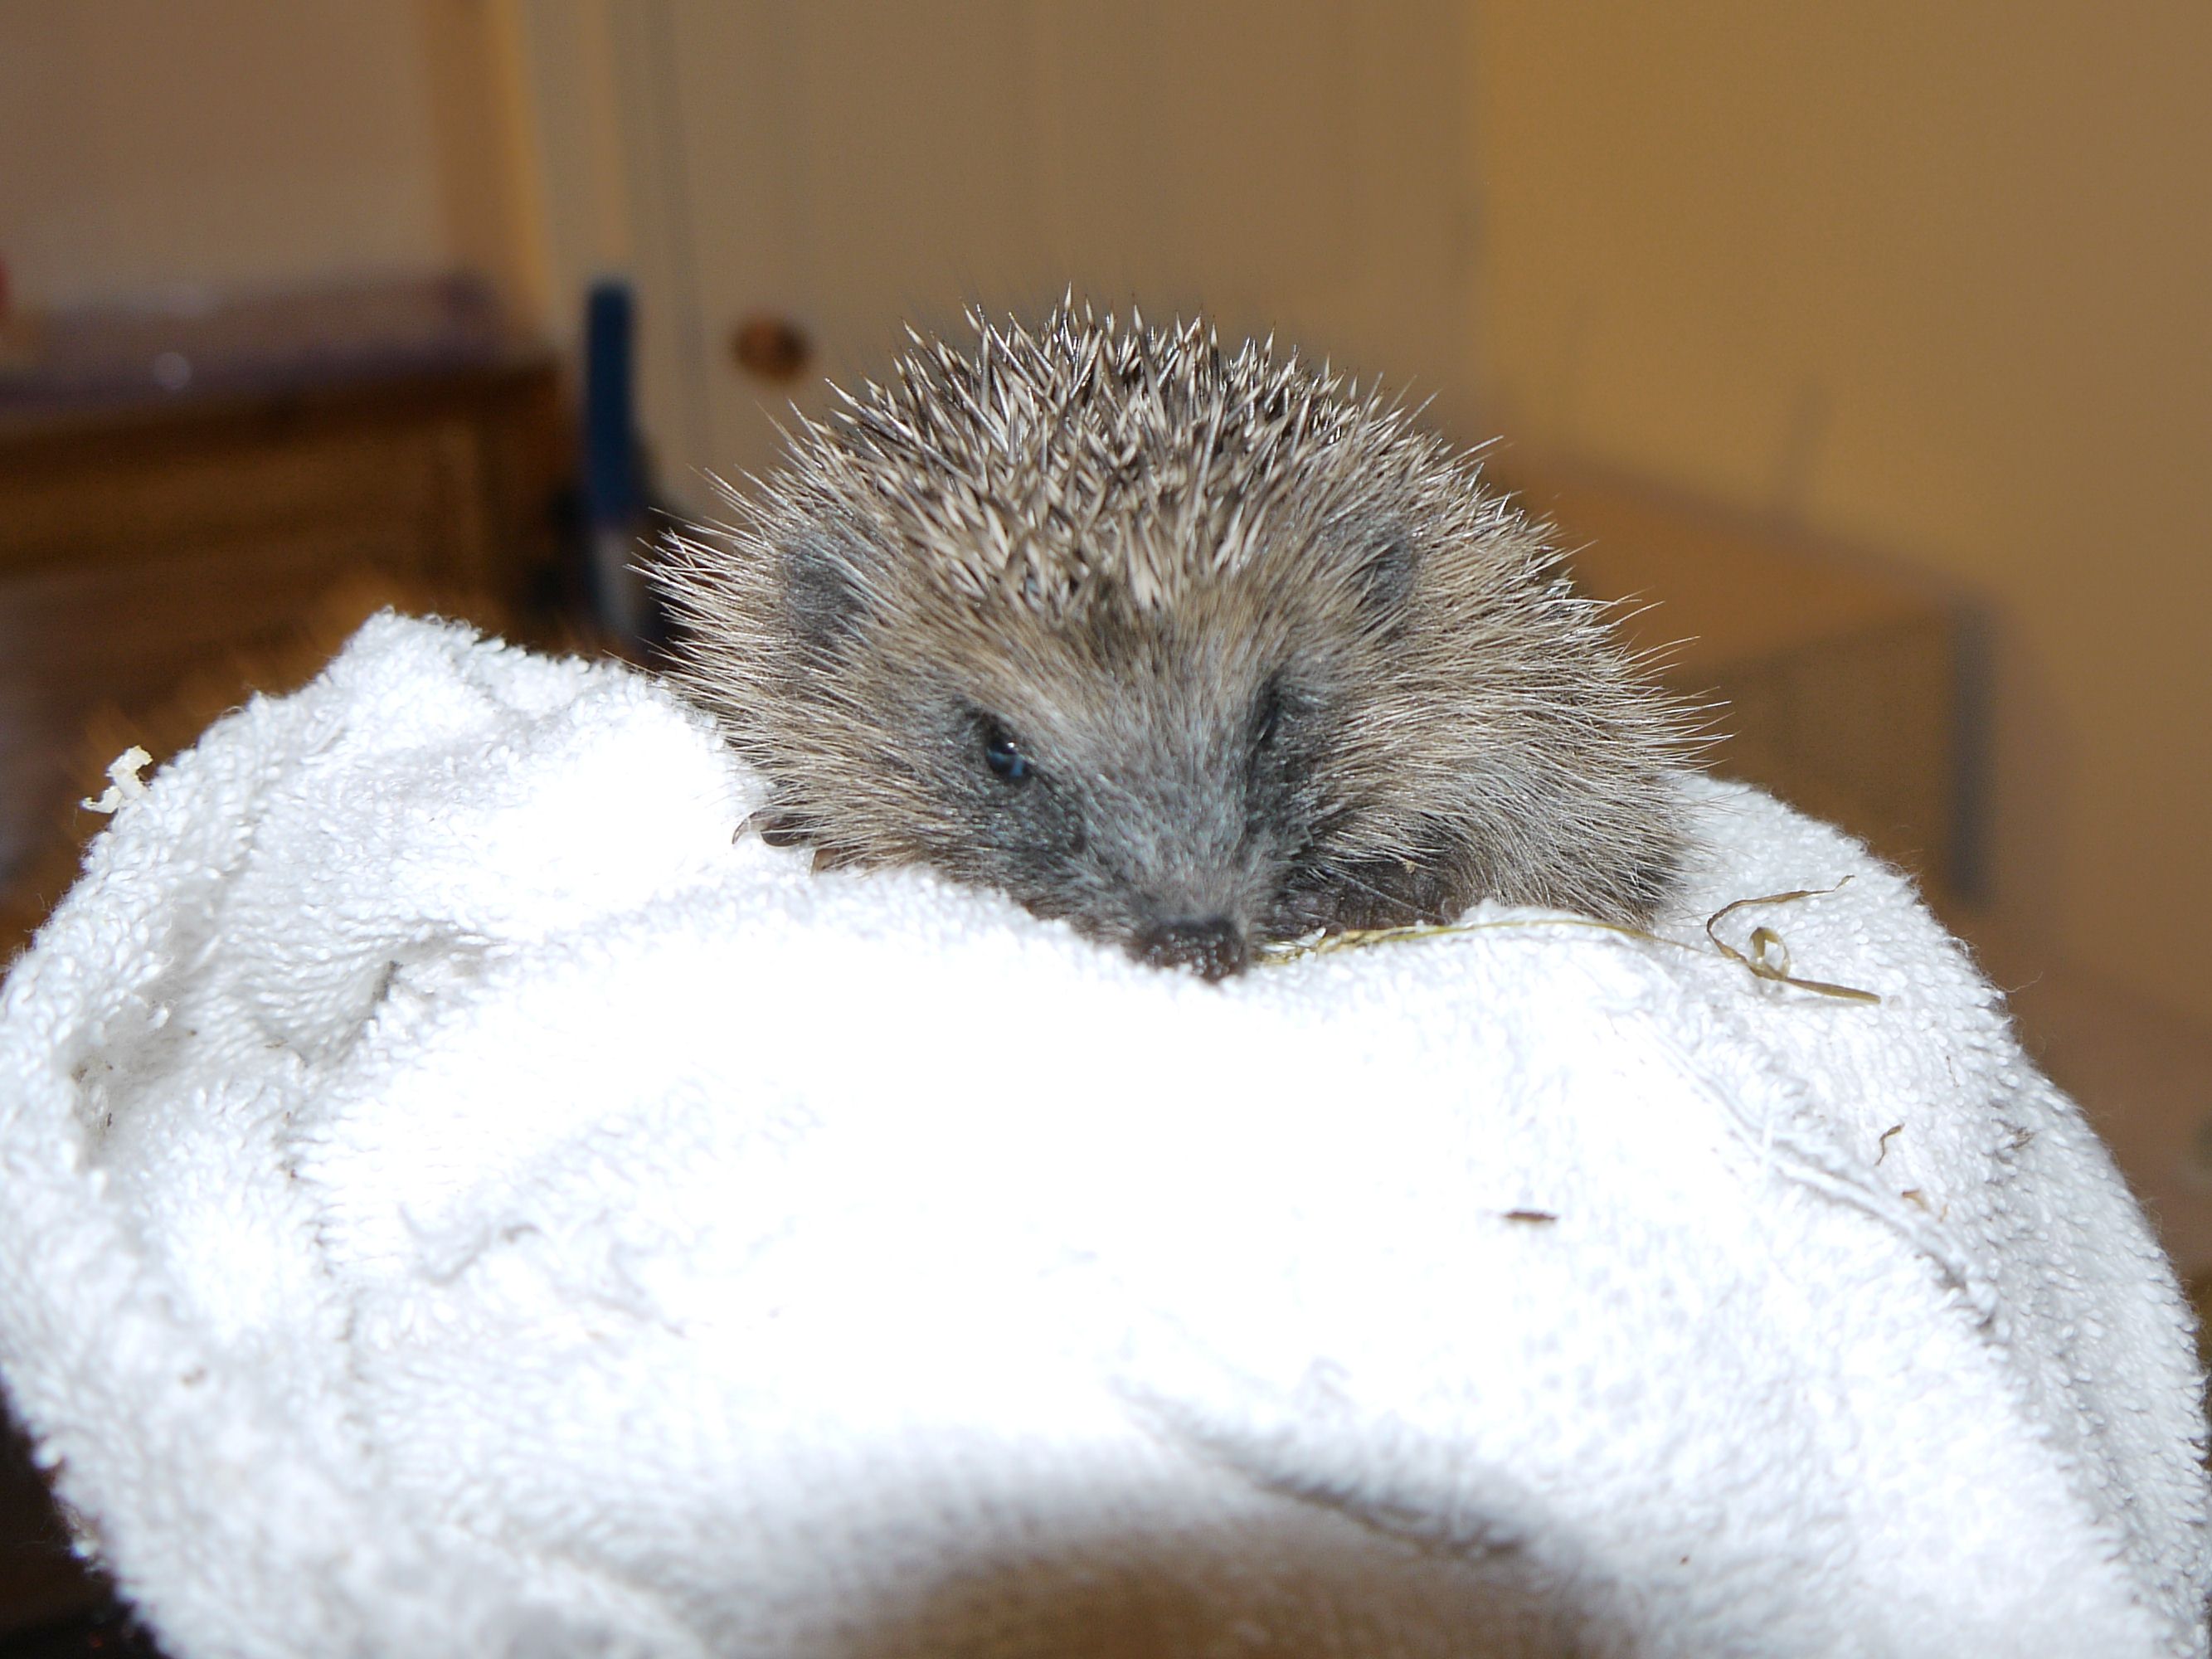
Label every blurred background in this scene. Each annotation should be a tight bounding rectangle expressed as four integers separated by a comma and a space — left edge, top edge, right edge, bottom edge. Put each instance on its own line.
0, 1, 2206, 1648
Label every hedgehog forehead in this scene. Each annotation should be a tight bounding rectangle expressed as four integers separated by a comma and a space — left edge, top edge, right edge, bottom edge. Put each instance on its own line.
949, 603, 1283, 768
893, 552, 1291, 717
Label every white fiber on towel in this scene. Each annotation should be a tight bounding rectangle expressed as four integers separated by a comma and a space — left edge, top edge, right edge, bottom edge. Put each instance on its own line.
0, 612, 2204, 1657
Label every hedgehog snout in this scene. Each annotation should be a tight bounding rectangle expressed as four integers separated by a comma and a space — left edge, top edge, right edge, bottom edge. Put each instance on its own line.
1130, 915, 1251, 981
1097, 811, 1276, 980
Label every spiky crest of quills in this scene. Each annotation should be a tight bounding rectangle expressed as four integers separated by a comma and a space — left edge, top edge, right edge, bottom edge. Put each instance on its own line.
656, 302, 1695, 967
678, 303, 1497, 625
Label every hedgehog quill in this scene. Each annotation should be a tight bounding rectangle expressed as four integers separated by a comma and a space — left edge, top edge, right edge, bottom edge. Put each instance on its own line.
655, 306, 1694, 980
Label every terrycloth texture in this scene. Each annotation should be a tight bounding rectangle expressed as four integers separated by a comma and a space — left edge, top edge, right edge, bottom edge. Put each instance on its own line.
0, 614, 2204, 1659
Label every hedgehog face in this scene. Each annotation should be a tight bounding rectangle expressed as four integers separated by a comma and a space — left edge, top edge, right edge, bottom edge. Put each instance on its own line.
935, 666, 1324, 979
720, 499, 1438, 979
656, 304, 1691, 979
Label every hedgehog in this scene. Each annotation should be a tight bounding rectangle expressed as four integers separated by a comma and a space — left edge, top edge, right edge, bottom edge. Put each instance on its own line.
654, 304, 1694, 980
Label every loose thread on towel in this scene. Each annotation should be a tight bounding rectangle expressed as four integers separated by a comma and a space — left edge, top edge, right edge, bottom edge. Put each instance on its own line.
1258, 878, 1883, 1005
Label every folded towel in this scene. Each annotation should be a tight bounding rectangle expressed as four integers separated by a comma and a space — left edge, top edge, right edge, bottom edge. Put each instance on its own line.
2, 612, 2203, 1657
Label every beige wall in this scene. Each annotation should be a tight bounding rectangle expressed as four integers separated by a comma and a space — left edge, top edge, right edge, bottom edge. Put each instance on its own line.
0, 2, 453, 308
1471, 2, 2212, 1031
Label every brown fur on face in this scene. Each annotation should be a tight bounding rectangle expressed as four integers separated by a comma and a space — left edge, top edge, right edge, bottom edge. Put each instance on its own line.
655, 305, 1694, 979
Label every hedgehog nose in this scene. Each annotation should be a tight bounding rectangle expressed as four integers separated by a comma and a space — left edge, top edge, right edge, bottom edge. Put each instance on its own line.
1134, 916, 1250, 981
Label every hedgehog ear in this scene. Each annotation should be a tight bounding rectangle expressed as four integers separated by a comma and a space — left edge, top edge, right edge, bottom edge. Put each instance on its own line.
1351, 529, 1420, 615
778, 532, 870, 646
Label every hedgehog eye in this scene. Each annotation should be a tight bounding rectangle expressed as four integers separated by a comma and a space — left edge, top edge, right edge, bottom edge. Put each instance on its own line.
980, 718, 1033, 786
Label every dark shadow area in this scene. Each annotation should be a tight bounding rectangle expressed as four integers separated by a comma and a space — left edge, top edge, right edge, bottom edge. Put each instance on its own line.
0, 1402, 155, 1658
0, 1418, 1606, 1659
0, 1609, 162, 1659
805, 1496, 1596, 1659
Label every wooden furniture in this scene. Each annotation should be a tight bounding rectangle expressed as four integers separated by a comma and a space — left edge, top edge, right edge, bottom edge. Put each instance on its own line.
0, 356, 570, 946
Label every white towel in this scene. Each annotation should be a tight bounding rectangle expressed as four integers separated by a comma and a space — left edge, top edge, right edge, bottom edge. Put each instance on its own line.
0, 611, 2203, 1657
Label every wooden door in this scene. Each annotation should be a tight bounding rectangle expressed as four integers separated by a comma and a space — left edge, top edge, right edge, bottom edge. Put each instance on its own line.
514, 0, 1481, 513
